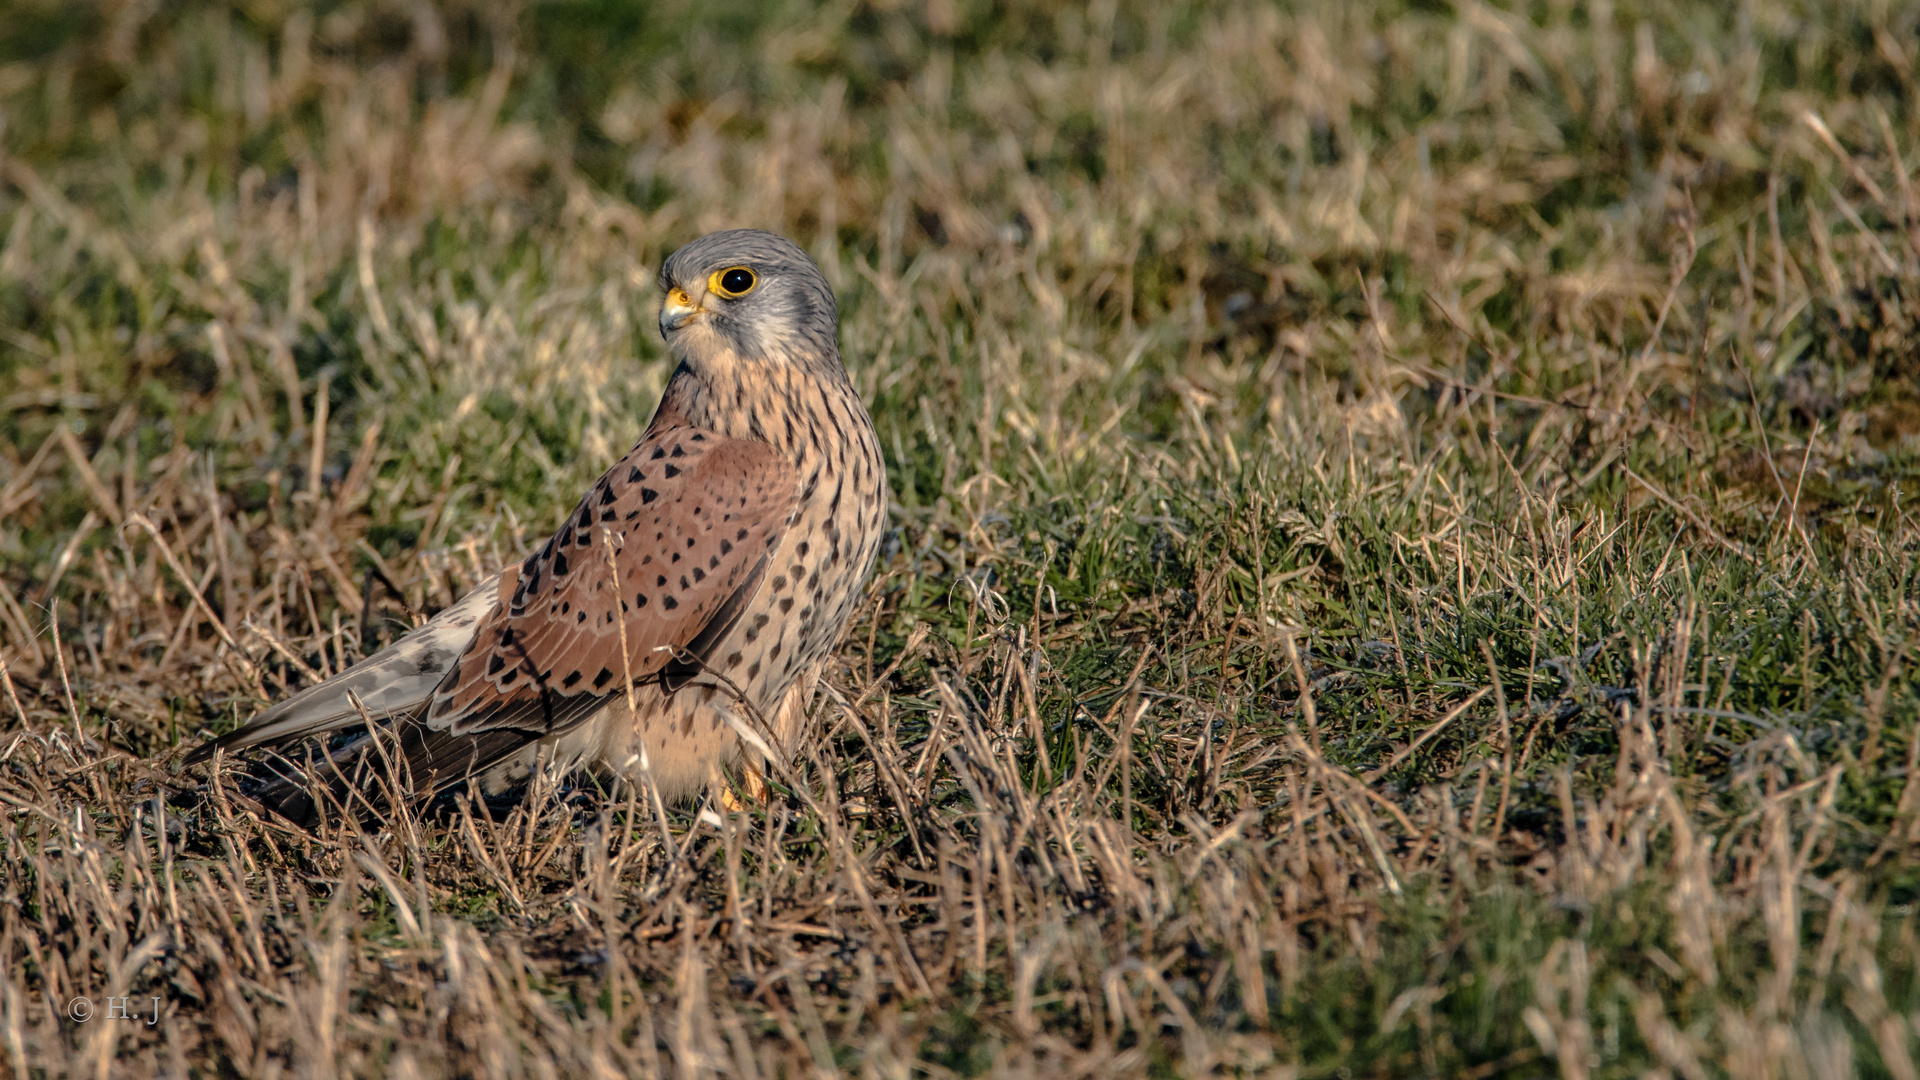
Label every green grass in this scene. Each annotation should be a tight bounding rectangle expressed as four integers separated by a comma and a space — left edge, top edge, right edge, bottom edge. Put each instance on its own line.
4, 0, 1920, 1075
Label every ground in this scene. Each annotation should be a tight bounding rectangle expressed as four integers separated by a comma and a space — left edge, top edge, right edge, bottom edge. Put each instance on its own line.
3, 1, 1920, 1076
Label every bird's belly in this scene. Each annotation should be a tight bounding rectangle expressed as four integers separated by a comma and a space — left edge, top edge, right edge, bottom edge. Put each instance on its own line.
591, 683, 756, 799
582, 564, 867, 801
472, 685, 748, 802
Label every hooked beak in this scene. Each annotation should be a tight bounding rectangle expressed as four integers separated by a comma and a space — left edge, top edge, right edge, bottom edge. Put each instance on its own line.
659, 287, 703, 334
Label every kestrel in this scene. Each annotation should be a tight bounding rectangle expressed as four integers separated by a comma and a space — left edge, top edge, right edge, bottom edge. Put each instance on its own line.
188, 230, 888, 822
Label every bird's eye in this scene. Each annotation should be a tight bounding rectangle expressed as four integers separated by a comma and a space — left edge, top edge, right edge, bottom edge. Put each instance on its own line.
710, 266, 757, 298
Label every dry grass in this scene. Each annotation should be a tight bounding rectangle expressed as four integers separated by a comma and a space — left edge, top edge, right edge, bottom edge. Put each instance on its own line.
4, 0, 1920, 1075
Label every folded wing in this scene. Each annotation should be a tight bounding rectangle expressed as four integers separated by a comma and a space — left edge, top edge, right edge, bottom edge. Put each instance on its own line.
188, 422, 799, 813
368, 424, 796, 794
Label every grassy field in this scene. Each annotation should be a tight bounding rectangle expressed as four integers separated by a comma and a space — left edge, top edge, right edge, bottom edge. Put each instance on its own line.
3, 0, 1920, 1075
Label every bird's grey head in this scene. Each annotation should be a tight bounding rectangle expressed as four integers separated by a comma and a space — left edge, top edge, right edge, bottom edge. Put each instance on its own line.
657, 230, 840, 373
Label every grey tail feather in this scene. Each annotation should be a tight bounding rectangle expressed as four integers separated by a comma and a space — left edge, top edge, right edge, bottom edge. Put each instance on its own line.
187, 721, 277, 765
184, 570, 502, 766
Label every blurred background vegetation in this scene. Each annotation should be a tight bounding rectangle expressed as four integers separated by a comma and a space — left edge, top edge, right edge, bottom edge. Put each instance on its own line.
5, 0, 1920, 1075
4, 0, 1919, 555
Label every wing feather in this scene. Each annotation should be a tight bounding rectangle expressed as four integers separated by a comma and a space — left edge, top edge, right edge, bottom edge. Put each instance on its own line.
411, 421, 797, 775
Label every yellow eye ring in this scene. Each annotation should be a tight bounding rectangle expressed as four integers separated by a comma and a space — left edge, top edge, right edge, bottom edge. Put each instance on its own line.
709, 266, 757, 298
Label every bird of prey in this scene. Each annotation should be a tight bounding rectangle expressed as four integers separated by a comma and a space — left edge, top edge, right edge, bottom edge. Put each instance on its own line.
188, 230, 888, 823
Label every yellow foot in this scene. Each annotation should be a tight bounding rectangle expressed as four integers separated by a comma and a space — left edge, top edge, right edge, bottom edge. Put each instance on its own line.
720, 763, 769, 812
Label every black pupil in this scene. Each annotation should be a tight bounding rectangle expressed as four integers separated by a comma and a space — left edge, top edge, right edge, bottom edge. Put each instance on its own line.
721, 268, 754, 294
